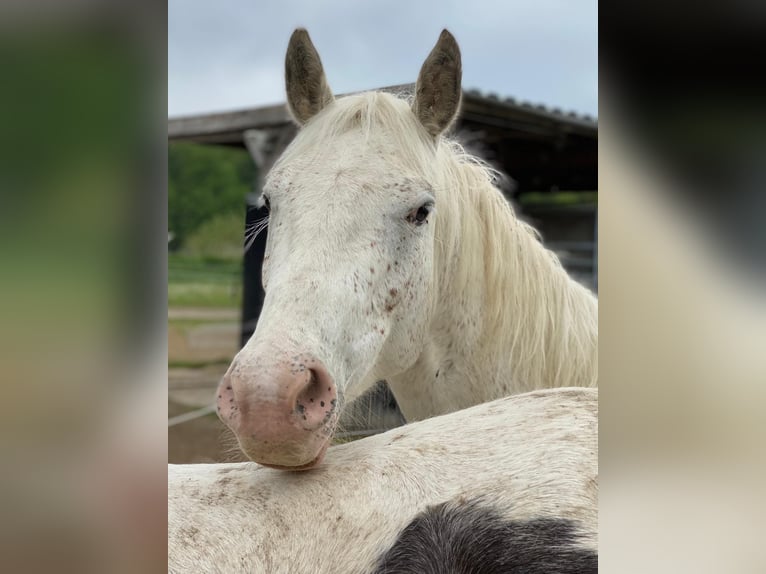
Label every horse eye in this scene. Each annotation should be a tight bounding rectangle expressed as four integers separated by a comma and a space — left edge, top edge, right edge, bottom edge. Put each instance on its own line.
407, 203, 432, 225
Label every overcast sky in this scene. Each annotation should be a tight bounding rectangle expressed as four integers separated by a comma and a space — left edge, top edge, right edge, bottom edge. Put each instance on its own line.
168, 0, 597, 119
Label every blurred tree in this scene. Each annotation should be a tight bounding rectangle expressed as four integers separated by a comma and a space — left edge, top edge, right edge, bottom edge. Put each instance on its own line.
182, 212, 246, 261
168, 143, 255, 249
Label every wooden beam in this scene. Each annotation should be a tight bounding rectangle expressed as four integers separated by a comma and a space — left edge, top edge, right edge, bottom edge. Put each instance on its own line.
168, 104, 290, 143
167, 86, 597, 146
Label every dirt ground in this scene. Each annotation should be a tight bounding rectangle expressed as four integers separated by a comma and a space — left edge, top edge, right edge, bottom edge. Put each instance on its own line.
168, 307, 242, 463
168, 399, 247, 464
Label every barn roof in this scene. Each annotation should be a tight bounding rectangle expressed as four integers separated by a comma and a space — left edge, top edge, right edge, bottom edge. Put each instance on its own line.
167, 84, 597, 146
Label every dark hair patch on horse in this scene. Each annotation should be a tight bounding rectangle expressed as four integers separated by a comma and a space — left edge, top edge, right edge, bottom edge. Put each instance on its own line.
371, 500, 597, 574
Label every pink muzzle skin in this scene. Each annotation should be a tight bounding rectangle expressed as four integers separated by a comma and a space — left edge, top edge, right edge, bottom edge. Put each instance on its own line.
216, 353, 338, 470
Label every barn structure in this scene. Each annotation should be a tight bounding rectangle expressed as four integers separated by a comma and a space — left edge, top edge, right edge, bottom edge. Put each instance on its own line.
168, 86, 597, 430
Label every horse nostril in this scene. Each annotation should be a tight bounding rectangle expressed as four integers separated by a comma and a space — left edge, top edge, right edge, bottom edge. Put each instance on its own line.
295, 366, 337, 430
294, 370, 317, 413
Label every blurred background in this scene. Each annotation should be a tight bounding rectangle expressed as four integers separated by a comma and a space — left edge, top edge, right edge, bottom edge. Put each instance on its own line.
167, 0, 598, 463
599, 2, 766, 571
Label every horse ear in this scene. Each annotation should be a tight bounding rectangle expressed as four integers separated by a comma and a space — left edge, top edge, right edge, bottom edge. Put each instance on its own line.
285, 29, 334, 125
412, 29, 462, 138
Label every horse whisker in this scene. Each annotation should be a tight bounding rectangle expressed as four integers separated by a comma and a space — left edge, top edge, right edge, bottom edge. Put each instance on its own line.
244, 216, 270, 252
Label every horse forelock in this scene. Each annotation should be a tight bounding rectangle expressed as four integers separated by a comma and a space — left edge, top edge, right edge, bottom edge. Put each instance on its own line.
272, 91, 435, 174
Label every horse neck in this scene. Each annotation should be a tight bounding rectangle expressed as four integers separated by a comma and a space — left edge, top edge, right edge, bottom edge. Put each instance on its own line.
389, 160, 598, 421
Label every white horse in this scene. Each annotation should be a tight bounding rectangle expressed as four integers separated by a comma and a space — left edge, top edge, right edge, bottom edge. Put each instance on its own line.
170, 388, 598, 574
217, 29, 598, 468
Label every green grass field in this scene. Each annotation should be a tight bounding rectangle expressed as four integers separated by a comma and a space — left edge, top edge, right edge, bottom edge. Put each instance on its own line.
168, 254, 243, 308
